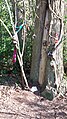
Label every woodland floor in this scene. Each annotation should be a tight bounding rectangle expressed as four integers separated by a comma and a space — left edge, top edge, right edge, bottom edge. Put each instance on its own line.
0, 75, 67, 119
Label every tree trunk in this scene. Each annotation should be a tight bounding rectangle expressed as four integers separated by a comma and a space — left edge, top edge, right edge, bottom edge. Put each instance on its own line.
30, 0, 64, 92
30, 0, 47, 85
39, 8, 51, 87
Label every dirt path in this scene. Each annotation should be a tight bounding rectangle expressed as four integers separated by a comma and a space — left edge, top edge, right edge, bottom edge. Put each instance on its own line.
0, 85, 67, 119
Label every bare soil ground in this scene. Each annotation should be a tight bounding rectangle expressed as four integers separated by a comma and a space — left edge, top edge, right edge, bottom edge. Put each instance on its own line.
0, 84, 67, 119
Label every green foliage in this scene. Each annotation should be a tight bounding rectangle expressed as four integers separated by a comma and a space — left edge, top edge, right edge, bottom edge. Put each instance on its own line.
23, 25, 34, 78
0, 0, 35, 77
0, 1, 13, 74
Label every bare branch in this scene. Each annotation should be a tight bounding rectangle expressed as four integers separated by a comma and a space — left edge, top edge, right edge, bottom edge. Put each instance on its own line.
49, 0, 54, 37
15, 0, 18, 28
21, 1, 29, 88
21, 0, 26, 57
48, 0, 62, 20
17, 53, 29, 89
17, 53, 21, 65
55, 20, 64, 48
0, 19, 13, 38
21, 65, 29, 89
22, 25, 26, 57
5, 0, 15, 34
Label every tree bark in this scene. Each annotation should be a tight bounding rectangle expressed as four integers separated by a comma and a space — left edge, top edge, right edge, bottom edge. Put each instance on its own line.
30, 0, 47, 84
39, 8, 51, 87
30, 0, 64, 92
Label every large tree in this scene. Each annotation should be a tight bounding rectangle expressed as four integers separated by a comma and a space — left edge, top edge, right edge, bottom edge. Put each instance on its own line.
30, 0, 64, 92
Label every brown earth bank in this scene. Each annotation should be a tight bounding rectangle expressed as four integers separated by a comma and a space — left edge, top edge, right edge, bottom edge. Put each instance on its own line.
0, 84, 67, 119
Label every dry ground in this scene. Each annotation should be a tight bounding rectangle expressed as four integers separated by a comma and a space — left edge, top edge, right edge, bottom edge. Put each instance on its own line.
0, 84, 67, 119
